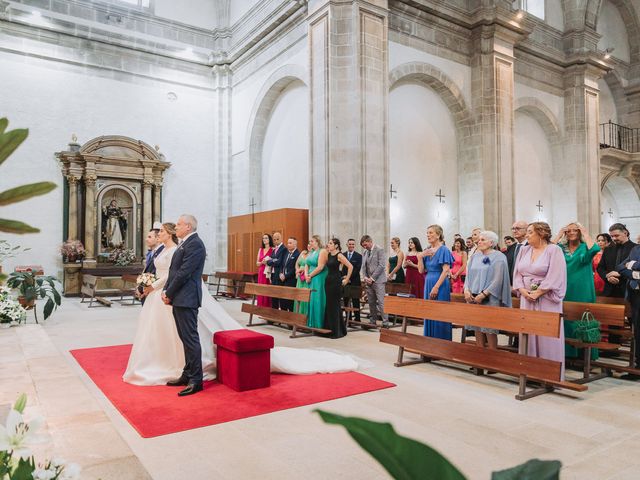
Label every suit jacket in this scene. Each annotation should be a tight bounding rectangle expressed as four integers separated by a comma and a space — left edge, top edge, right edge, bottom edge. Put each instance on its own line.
362, 245, 386, 284
164, 233, 206, 308
616, 244, 640, 293
597, 240, 636, 297
505, 241, 526, 284
341, 250, 362, 286
143, 244, 164, 275
266, 243, 288, 281
281, 249, 300, 284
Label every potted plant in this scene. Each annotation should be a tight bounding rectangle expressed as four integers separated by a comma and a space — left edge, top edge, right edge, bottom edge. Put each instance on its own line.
6, 271, 62, 322
0, 240, 31, 279
60, 239, 85, 263
0, 286, 27, 327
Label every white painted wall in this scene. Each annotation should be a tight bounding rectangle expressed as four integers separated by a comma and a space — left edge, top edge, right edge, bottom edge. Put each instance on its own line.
0, 52, 217, 278
603, 177, 640, 238
154, 0, 218, 29
389, 83, 459, 248
261, 81, 309, 210
545, 0, 564, 31
598, 78, 618, 124
600, 186, 619, 232
514, 111, 554, 227
514, 82, 564, 128
230, 0, 263, 26
597, 0, 631, 63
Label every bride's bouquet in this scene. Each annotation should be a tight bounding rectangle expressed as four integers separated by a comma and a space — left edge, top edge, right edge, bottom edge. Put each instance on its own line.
136, 273, 156, 295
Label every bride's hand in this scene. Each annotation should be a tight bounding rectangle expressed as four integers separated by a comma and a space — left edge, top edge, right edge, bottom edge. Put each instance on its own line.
143, 286, 154, 297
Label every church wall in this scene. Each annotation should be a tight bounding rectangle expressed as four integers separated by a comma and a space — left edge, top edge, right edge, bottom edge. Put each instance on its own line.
598, 78, 619, 124
389, 83, 459, 246
154, 0, 219, 30
603, 177, 640, 237
0, 51, 218, 277
596, 0, 631, 63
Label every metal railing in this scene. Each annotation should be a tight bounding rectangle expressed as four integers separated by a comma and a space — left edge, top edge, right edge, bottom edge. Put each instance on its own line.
600, 120, 640, 153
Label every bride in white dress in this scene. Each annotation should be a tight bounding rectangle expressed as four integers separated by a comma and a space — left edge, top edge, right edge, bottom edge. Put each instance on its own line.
123, 223, 359, 386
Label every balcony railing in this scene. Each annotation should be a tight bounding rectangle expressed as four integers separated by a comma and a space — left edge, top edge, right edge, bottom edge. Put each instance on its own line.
600, 121, 640, 153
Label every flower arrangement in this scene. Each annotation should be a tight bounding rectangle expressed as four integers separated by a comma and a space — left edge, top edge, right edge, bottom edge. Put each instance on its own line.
0, 394, 81, 480
0, 286, 27, 325
108, 248, 136, 266
59, 240, 84, 262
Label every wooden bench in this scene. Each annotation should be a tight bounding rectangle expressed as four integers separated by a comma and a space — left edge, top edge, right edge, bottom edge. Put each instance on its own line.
210, 271, 247, 299
242, 283, 331, 338
380, 296, 587, 400
80, 275, 121, 307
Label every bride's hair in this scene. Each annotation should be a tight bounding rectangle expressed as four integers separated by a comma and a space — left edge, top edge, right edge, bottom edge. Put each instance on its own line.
162, 222, 179, 244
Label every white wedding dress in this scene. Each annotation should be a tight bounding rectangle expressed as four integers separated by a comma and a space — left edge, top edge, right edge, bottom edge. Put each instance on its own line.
123, 245, 359, 386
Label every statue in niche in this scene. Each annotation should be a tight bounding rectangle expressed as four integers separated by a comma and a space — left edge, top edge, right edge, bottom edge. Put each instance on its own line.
101, 199, 128, 248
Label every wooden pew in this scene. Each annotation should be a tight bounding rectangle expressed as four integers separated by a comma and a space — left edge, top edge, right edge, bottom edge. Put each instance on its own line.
242, 283, 331, 338
380, 296, 587, 400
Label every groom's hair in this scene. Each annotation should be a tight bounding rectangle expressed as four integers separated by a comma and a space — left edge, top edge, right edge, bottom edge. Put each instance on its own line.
180, 214, 198, 232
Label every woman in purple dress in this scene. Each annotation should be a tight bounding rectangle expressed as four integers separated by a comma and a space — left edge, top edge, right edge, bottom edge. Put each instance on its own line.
418, 224, 455, 340
512, 222, 567, 378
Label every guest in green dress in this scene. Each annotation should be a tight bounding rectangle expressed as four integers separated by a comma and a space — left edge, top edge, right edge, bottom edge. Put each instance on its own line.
552, 222, 600, 360
305, 235, 328, 329
294, 245, 310, 315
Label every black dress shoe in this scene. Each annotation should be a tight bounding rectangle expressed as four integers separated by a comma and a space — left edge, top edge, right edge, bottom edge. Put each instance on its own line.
166, 377, 188, 387
178, 383, 203, 397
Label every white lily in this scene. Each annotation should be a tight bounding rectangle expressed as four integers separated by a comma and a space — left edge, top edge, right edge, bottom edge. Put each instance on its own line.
59, 462, 81, 480
0, 408, 44, 459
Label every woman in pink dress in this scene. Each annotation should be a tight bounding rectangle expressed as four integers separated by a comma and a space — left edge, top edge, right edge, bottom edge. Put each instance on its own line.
450, 237, 468, 294
403, 237, 425, 298
513, 222, 567, 379
256, 233, 274, 307
593, 233, 611, 294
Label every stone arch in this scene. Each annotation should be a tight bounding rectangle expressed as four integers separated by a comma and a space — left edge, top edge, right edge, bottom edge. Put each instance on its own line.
593, 0, 640, 64
514, 97, 562, 146
601, 70, 629, 123
389, 62, 477, 233
602, 174, 640, 232
80, 135, 164, 163
246, 64, 309, 210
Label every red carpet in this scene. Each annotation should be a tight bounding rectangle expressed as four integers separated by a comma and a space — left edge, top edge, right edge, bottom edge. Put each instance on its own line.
70, 344, 395, 438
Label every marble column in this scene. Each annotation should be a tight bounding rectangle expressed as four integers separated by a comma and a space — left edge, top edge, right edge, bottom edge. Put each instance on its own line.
470, 24, 520, 239
308, 0, 389, 244
83, 175, 97, 262
67, 175, 79, 240
153, 183, 162, 223
142, 179, 153, 236
563, 63, 607, 232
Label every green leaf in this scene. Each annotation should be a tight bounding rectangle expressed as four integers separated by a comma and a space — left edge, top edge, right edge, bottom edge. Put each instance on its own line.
43, 299, 54, 320
492, 459, 562, 480
12, 456, 36, 479
13, 393, 27, 413
0, 118, 8, 135
0, 128, 28, 166
0, 182, 57, 206
52, 287, 61, 306
315, 410, 467, 480
0, 219, 40, 234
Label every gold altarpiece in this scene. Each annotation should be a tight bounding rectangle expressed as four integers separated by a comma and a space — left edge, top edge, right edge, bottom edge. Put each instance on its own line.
56, 136, 170, 293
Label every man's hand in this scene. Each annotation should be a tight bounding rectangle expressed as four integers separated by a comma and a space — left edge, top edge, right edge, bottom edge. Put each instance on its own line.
279, 273, 285, 281
161, 292, 171, 305
606, 271, 620, 284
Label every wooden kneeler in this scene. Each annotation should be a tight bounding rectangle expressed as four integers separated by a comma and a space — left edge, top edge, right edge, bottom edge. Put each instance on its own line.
381, 296, 587, 400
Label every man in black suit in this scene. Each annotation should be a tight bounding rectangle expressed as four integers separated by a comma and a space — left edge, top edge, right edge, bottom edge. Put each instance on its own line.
505, 220, 528, 285
597, 223, 636, 298
140, 226, 164, 305
342, 238, 363, 322
279, 237, 300, 312
266, 231, 287, 309
616, 245, 640, 370
162, 214, 207, 397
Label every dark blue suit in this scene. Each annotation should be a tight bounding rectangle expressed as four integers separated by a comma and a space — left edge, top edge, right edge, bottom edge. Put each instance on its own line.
141, 245, 164, 305
279, 249, 300, 311
266, 244, 288, 309
616, 245, 640, 367
342, 250, 362, 321
164, 233, 206, 384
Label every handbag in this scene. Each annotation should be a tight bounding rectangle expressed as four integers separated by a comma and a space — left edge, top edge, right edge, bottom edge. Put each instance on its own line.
574, 311, 601, 343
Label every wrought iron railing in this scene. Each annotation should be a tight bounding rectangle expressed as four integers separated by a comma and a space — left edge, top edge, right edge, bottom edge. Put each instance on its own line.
600, 120, 640, 153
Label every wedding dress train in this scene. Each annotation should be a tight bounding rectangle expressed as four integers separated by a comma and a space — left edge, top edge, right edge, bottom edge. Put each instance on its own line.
123, 246, 358, 386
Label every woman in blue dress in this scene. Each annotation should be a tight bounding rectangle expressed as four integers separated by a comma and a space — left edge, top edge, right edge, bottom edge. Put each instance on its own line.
418, 224, 455, 339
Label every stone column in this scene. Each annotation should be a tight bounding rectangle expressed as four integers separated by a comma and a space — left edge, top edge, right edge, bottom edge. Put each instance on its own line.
469, 24, 520, 238
153, 183, 162, 223
308, 0, 389, 244
83, 174, 97, 262
142, 179, 153, 236
67, 175, 79, 240
563, 63, 607, 232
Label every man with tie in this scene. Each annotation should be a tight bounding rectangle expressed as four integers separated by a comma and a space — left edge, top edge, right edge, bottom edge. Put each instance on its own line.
616, 244, 640, 371
342, 238, 363, 322
505, 220, 528, 285
279, 237, 300, 311
140, 224, 164, 304
266, 231, 287, 309
360, 234, 388, 327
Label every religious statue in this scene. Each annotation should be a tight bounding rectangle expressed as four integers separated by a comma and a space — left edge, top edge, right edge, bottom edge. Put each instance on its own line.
101, 199, 128, 248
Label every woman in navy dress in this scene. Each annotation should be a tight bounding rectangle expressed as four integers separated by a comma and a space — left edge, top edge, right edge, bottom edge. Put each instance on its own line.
418, 224, 455, 340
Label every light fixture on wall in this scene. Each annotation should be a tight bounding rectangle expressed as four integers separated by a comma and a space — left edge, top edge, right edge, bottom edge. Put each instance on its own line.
515, 9, 525, 20
604, 47, 615, 60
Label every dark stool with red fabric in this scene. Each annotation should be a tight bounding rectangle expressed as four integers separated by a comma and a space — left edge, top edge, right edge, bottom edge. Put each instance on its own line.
213, 329, 274, 392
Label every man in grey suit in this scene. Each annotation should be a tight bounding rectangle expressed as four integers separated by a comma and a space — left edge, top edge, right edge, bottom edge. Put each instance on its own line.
360, 235, 389, 327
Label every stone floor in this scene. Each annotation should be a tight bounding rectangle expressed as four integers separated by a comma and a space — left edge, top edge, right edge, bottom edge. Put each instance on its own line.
1, 297, 639, 480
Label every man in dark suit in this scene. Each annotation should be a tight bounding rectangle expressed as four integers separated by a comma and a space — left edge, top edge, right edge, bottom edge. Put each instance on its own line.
162, 214, 207, 397
140, 226, 163, 304
505, 220, 528, 285
266, 231, 287, 309
342, 238, 362, 322
616, 245, 640, 370
279, 237, 300, 311
597, 223, 636, 298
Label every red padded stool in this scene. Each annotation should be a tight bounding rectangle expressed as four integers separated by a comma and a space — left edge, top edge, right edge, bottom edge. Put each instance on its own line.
213, 329, 274, 392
